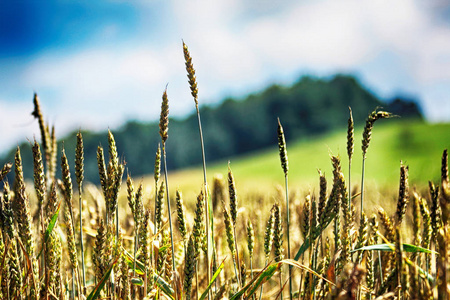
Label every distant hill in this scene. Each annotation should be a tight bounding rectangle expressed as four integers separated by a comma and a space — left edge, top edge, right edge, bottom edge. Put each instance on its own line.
163, 120, 450, 196
0, 74, 423, 183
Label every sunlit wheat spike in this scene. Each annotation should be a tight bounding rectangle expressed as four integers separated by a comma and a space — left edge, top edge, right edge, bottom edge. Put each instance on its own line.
138, 209, 151, 267
48, 125, 57, 182
418, 197, 432, 249
159, 88, 169, 144
264, 209, 275, 258
182, 41, 198, 106
32, 140, 46, 206
183, 234, 196, 300
31, 93, 50, 159
8, 240, 22, 299
14, 147, 33, 250
355, 211, 368, 263
45, 182, 62, 296
395, 162, 409, 225
1, 181, 15, 239
361, 109, 392, 158
301, 194, 311, 239
365, 237, 375, 298
309, 196, 318, 241
120, 253, 131, 300
240, 262, 247, 286
277, 118, 288, 176
135, 182, 144, 226
228, 163, 238, 225
97, 145, 108, 197
126, 175, 136, 218
14, 147, 39, 298
45, 230, 62, 295
377, 206, 395, 242
75, 131, 84, 188
108, 162, 124, 220
411, 191, 422, 246
223, 205, 235, 256
193, 189, 205, 257
340, 190, 352, 267
317, 170, 327, 227
273, 203, 283, 262
0, 163, 12, 182
94, 219, 107, 282
247, 219, 254, 258
347, 107, 354, 161
369, 213, 378, 242
154, 143, 161, 185
429, 181, 442, 242
176, 189, 187, 241
63, 205, 78, 270
155, 181, 165, 232
108, 129, 118, 170
60, 147, 73, 211
47, 181, 58, 219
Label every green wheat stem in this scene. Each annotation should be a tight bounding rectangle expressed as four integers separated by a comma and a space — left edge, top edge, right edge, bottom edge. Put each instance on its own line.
361, 156, 366, 218
232, 254, 240, 288
196, 106, 212, 299
162, 144, 176, 292
285, 175, 292, 300
232, 225, 241, 286
348, 160, 352, 211
186, 38, 213, 298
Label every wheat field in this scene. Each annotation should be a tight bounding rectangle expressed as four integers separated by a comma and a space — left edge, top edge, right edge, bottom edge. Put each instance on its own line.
0, 42, 448, 300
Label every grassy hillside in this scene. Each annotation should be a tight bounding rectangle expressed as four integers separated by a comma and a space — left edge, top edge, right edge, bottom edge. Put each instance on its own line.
162, 119, 449, 198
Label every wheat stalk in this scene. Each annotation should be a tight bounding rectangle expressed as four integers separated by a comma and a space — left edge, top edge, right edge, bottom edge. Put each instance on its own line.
158, 87, 177, 297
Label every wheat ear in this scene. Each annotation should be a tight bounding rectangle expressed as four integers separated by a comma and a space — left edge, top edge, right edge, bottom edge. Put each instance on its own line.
361, 109, 392, 218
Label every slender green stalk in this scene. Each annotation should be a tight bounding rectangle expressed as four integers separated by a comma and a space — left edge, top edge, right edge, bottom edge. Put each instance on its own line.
361, 156, 366, 218
273, 203, 283, 299
159, 87, 177, 299
183, 41, 212, 298
277, 117, 291, 300
162, 146, 176, 281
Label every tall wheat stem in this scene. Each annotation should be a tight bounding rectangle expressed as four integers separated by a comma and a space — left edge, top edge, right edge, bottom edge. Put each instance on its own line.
196, 107, 212, 298
184, 41, 212, 298
285, 175, 292, 299
162, 145, 176, 290
277, 118, 292, 300
361, 157, 366, 218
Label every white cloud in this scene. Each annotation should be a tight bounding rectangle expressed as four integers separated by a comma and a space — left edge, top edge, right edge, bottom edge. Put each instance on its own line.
1, 0, 450, 154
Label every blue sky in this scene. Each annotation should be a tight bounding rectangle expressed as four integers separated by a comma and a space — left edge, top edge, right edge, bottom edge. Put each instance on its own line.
1, 0, 450, 154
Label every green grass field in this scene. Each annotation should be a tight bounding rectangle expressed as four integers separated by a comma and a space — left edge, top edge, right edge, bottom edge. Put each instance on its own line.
164, 119, 449, 198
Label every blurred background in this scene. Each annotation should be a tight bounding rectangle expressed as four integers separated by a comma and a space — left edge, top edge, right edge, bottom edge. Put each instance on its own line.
1, 0, 449, 190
